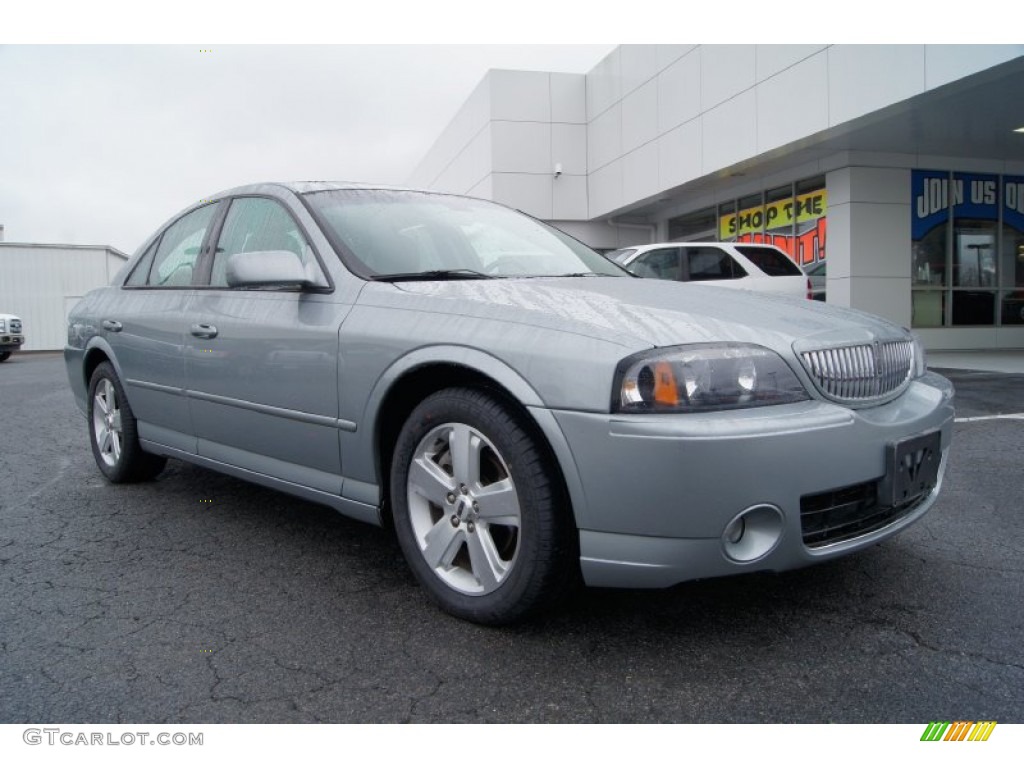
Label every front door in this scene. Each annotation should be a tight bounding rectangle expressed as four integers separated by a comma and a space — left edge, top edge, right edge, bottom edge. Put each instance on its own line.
184, 196, 349, 493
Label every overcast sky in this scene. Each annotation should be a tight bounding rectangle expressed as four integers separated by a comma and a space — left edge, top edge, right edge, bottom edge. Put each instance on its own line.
0, 45, 613, 253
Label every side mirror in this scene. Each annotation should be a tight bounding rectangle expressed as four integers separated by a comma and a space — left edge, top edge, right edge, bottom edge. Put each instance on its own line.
226, 250, 313, 288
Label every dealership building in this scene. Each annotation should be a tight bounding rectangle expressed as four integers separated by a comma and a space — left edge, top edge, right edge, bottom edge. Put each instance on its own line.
409, 45, 1024, 351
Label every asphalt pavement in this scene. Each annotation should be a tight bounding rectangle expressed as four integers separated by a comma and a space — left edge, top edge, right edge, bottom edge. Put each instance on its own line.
1, 353, 1021, 723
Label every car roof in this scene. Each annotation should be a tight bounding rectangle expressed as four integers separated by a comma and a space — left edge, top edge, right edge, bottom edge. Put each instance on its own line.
214, 181, 442, 198
623, 242, 788, 250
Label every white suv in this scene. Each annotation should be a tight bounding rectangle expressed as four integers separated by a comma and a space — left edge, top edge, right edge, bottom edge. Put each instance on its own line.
0, 313, 24, 362
608, 242, 810, 298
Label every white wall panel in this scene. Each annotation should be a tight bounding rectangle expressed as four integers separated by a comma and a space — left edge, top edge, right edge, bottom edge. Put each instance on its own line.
831, 166, 909, 206
489, 70, 551, 123
621, 79, 658, 154
550, 72, 587, 124
491, 173, 553, 219
846, 203, 911, 279
757, 52, 828, 153
701, 90, 757, 174
467, 175, 493, 200
587, 160, 624, 218
827, 276, 852, 308
491, 121, 551, 174
657, 50, 701, 135
619, 44, 660, 97
657, 45, 696, 70
851, 278, 912, 327
587, 102, 622, 172
755, 45, 827, 80
828, 45, 924, 126
700, 45, 756, 111
586, 47, 621, 121
550, 220, 626, 250
552, 174, 588, 220
435, 126, 492, 194
622, 142, 660, 204
551, 123, 587, 176
658, 119, 701, 190
408, 76, 490, 188
917, 327, 1024, 351
924, 45, 1024, 90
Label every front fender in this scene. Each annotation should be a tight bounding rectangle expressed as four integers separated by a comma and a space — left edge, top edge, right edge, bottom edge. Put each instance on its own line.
338, 345, 589, 529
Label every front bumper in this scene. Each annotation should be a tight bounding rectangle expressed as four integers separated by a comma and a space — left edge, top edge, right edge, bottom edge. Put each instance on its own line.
549, 372, 954, 588
0, 334, 24, 352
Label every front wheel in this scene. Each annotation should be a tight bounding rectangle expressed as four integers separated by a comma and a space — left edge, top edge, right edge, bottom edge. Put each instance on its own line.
87, 362, 167, 483
0, 351, 10, 362
390, 388, 577, 625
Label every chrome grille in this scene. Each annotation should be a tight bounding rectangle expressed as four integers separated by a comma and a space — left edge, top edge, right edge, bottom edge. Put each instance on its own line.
800, 340, 914, 402
9, 319, 21, 333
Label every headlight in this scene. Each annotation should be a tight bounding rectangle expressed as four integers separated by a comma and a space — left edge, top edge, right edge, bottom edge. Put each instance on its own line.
911, 332, 927, 377
0, 320, 5, 332
613, 343, 809, 413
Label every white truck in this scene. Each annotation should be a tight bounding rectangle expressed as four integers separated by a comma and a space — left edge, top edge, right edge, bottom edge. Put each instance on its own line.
0, 313, 24, 362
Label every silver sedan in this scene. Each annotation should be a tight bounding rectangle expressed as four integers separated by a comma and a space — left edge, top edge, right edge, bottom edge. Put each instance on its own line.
65, 182, 954, 624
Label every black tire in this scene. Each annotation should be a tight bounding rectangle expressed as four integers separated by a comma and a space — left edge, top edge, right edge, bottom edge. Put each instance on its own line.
390, 387, 577, 625
0, 351, 10, 362
87, 362, 168, 483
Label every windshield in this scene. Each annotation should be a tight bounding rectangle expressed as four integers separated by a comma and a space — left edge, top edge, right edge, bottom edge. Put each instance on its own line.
303, 189, 626, 279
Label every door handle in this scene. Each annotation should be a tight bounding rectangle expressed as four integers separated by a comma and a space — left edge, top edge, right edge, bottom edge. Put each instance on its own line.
190, 323, 219, 339
101, 319, 123, 332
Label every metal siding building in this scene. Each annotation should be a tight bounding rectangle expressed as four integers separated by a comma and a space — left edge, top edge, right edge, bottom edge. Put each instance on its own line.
0, 243, 129, 351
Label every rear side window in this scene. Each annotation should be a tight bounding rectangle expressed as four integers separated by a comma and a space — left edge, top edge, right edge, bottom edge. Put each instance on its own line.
735, 245, 803, 276
124, 241, 159, 286
683, 246, 745, 281
148, 204, 218, 287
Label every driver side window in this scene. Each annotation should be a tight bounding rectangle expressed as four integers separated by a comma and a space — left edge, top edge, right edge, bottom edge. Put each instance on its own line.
211, 197, 321, 288
632, 248, 682, 280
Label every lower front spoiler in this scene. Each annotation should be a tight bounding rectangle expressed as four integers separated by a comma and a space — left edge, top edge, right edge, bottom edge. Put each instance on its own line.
578, 464, 946, 589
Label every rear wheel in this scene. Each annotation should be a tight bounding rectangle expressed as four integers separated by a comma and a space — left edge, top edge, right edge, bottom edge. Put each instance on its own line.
88, 362, 167, 483
390, 388, 577, 625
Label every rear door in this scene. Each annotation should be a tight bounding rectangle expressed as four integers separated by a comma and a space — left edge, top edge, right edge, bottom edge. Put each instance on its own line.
112, 202, 220, 452
680, 245, 748, 288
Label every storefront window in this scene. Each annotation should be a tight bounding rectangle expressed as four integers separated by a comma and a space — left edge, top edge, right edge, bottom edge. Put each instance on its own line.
762, 185, 795, 257
950, 172, 997, 325
718, 201, 737, 242
1001, 176, 1024, 325
791, 178, 826, 266
667, 206, 716, 241
736, 193, 764, 239
910, 169, 1024, 327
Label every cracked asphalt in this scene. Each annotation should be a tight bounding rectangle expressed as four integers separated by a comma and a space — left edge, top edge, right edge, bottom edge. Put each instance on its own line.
1, 353, 1021, 723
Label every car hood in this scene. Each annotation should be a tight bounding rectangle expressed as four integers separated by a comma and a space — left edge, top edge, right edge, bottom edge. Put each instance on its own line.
363, 277, 909, 355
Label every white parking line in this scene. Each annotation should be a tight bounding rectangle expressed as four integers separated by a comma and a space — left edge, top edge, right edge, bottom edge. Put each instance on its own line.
955, 413, 1024, 423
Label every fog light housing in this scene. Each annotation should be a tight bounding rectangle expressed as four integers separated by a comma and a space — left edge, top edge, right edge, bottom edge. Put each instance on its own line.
721, 505, 784, 563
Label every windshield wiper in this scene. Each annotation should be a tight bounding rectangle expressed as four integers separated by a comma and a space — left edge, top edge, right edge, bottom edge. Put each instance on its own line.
370, 269, 495, 282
